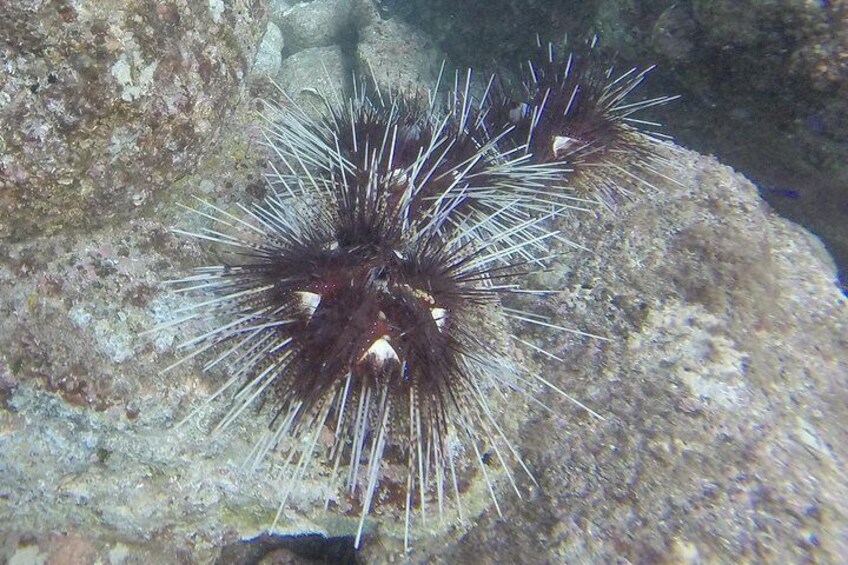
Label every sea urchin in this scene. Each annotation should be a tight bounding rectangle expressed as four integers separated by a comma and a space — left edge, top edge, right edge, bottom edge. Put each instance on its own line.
484, 36, 680, 205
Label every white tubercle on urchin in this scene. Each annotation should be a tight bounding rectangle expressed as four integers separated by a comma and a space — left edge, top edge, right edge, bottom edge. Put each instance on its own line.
152, 36, 679, 554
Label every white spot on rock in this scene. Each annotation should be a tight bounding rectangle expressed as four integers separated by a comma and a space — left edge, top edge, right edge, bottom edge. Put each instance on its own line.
110, 55, 158, 102
251, 22, 284, 80
208, 0, 225, 24
69, 304, 93, 328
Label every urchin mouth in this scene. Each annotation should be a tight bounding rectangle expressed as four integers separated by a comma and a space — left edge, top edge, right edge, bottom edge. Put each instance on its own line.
282, 250, 465, 390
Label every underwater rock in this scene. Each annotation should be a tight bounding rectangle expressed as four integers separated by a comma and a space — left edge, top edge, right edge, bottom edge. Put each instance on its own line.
355, 1, 446, 99
276, 0, 357, 55
251, 22, 285, 81
597, 0, 848, 285
433, 149, 848, 563
276, 45, 348, 118
0, 0, 267, 241
0, 3, 846, 563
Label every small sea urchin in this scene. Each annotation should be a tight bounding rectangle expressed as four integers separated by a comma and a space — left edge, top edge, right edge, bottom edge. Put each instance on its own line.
157, 37, 675, 553
485, 37, 680, 205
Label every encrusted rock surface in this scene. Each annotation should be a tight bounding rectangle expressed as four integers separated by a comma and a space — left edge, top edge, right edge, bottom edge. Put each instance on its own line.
355, 3, 445, 98
275, 0, 357, 55
275, 45, 348, 117
0, 0, 267, 241
251, 21, 285, 81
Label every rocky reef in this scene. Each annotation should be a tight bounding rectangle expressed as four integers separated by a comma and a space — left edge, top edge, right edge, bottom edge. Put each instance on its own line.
0, 1, 846, 563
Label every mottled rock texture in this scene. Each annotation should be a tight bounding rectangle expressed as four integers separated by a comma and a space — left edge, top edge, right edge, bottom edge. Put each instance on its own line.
431, 149, 848, 563
355, 2, 445, 99
0, 0, 267, 241
275, 45, 348, 118
275, 0, 357, 55
251, 21, 284, 80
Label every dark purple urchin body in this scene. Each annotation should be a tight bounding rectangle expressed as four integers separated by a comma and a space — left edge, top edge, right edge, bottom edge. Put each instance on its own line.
327, 90, 498, 225
250, 191, 501, 417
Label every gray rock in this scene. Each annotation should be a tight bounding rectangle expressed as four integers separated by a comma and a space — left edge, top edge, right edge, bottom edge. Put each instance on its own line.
355, 5, 446, 99
277, 0, 357, 55
275, 46, 348, 119
269, 0, 295, 25
251, 22, 285, 81
0, 137, 846, 563
426, 148, 848, 563
0, 0, 268, 241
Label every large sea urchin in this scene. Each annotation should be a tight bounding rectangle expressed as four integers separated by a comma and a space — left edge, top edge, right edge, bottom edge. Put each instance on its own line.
162, 101, 601, 551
